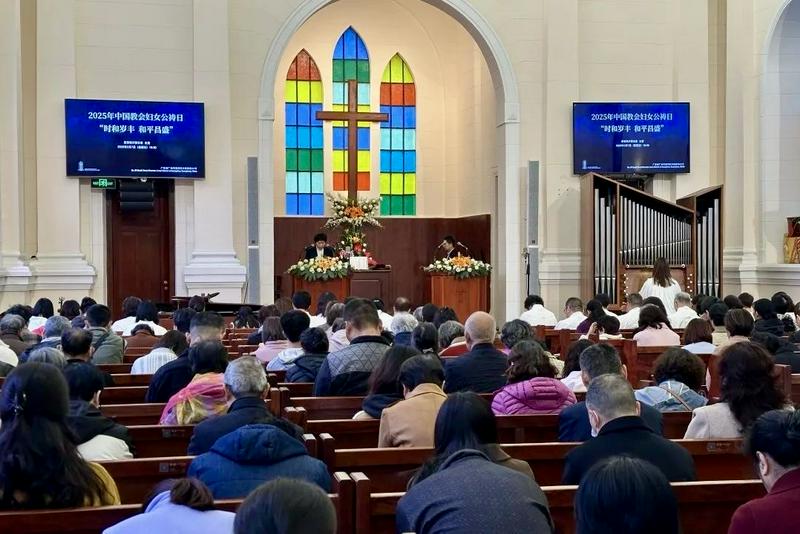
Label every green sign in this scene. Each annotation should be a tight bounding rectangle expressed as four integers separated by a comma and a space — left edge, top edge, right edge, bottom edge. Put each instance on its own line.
90, 178, 117, 189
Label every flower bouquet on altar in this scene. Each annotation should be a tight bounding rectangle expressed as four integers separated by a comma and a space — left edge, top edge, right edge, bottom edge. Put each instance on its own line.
324, 193, 382, 259
424, 256, 491, 279
287, 256, 350, 281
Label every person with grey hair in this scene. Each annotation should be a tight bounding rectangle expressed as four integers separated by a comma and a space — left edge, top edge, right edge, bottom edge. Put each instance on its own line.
187, 356, 303, 455
19, 315, 71, 363
0, 314, 31, 357
616, 292, 644, 330
668, 291, 699, 329
391, 313, 419, 346
27, 346, 68, 368
558, 343, 663, 441
438, 321, 465, 350
499, 319, 533, 351
444, 312, 508, 393
562, 374, 696, 484
412, 306, 425, 323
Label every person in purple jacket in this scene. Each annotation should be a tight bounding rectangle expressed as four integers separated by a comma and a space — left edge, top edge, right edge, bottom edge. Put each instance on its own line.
492, 340, 576, 415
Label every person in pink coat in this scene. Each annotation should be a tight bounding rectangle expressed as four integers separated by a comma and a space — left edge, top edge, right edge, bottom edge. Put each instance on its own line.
492, 340, 577, 415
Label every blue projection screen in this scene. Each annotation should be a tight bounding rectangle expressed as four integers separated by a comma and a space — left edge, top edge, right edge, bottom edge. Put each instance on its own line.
65, 99, 205, 179
573, 102, 690, 175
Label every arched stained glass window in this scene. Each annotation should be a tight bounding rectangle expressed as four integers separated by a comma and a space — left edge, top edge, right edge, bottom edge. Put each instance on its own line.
285, 49, 324, 215
379, 54, 416, 215
332, 27, 371, 193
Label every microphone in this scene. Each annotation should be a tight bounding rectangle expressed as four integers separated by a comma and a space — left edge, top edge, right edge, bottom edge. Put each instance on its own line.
436, 241, 446, 249
456, 241, 471, 252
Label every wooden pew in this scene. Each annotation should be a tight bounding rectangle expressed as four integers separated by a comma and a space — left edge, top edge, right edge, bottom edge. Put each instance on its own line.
97, 363, 133, 374
351, 475, 766, 534
128, 425, 194, 458
109, 374, 152, 387
322, 439, 752, 492
793, 373, 800, 404
101, 403, 166, 426
99, 386, 149, 405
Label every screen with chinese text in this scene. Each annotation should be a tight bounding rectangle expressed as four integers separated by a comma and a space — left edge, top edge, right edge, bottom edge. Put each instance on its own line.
65, 99, 205, 179
573, 102, 690, 175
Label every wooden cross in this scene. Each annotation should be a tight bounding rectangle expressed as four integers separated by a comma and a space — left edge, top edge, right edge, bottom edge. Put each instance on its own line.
316, 79, 389, 201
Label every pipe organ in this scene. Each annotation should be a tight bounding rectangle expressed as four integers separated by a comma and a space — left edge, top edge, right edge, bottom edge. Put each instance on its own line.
581, 173, 723, 303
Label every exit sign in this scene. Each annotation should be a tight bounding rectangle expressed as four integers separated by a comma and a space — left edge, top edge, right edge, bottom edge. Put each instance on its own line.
90, 178, 117, 189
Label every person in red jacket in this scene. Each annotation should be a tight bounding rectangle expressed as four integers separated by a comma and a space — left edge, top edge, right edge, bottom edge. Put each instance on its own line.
728, 409, 800, 533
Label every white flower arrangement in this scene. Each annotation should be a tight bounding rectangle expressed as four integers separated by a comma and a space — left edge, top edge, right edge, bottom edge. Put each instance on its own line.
423, 256, 491, 279
287, 256, 350, 281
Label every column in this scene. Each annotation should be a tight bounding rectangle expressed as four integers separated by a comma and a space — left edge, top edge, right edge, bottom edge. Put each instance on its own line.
32, 0, 95, 297
184, 0, 246, 302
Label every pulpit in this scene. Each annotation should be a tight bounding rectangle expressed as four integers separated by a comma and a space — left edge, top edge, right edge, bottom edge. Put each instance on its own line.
428, 274, 489, 322
292, 277, 351, 308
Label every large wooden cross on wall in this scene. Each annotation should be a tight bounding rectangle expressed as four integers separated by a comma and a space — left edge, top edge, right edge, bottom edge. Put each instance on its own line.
316, 79, 389, 201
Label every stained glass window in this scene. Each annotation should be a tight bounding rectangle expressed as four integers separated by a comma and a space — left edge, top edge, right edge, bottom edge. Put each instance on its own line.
285, 49, 324, 215
332, 27, 371, 193
379, 54, 416, 215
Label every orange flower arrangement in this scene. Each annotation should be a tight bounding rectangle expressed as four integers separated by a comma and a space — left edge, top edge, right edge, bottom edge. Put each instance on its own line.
344, 206, 365, 218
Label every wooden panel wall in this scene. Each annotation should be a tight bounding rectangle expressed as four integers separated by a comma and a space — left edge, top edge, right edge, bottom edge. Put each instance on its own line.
274, 215, 491, 309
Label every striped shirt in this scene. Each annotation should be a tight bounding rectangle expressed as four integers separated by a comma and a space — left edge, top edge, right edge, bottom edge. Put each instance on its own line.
131, 347, 177, 375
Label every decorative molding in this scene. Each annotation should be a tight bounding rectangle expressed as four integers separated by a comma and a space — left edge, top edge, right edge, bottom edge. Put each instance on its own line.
538, 249, 582, 284
28, 253, 96, 291
184, 251, 247, 302
0, 254, 32, 292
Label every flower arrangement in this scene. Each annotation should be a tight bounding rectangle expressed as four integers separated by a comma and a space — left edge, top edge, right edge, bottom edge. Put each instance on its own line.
324, 193, 383, 257
424, 256, 492, 279
287, 256, 350, 281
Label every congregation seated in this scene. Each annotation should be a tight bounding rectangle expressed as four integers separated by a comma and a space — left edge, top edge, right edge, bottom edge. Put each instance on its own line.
560, 338, 593, 393
576, 299, 605, 334
313, 292, 338, 330
188, 356, 302, 455
559, 343, 663, 441
172, 307, 196, 337
62, 328, 114, 386
432, 306, 458, 329
110, 296, 141, 335
398, 393, 552, 533
286, 327, 329, 383
59, 300, 82, 328
19, 315, 69, 363
411, 322, 438, 354
616, 292, 643, 330
554, 297, 586, 330
437, 320, 465, 350
246, 304, 278, 345
580, 314, 623, 342
0, 363, 120, 508
324, 303, 349, 352
635, 348, 707, 412
104, 478, 234, 534
633, 304, 681, 346
266, 310, 309, 372
668, 291, 699, 329
253, 316, 288, 365
562, 374, 696, 484
146, 312, 226, 403
85, 304, 124, 364
233, 478, 336, 534
751, 331, 800, 372
160, 340, 230, 426
353, 345, 419, 420
444, 311, 508, 393
714, 308, 754, 355
121, 300, 167, 337
729, 409, 800, 533
390, 312, 417, 346
124, 324, 159, 351
681, 318, 716, 354
686, 342, 789, 439
492, 340, 576, 415
708, 301, 731, 345
771, 291, 797, 333
64, 362, 133, 460
575, 456, 679, 534
0, 313, 30, 357
132, 330, 189, 375
378, 354, 446, 448
518, 294, 557, 327
233, 306, 260, 329
373, 298, 394, 331
314, 298, 390, 396
753, 298, 786, 337
27, 346, 67, 368
27, 297, 54, 332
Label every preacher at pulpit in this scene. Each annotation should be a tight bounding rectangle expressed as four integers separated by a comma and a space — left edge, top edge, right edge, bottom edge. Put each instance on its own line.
304, 233, 336, 260
440, 235, 458, 259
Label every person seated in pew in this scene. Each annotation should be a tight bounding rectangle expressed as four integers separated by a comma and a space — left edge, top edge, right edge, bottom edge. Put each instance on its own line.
616, 293, 644, 330
432, 307, 458, 330
682, 318, 717, 354
286, 328, 329, 383
27, 297, 54, 333
18, 315, 70, 363
353, 345, 420, 421
634, 348, 708, 412
0, 313, 32, 357
110, 296, 141, 335
411, 322, 439, 355
314, 299, 391, 397
62, 328, 114, 386
292, 291, 325, 329
64, 362, 133, 461
121, 300, 167, 337
172, 307, 196, 337
124, 323, 159, 352
751, 331, 800, 372
146, 312, 226, 403
438, 320, 465, 351
500, 319, 563, 375
772, 291, 797, 333
27, 346, 67, 368
189, 356, 302, 455
558, 343, 663, 442
575, 456, 679, 534
562, 374, 696, 484
245, 304, 277, 345
492, 340, 576, 416
444, 312, 509, 394
554, 297, 586, 330
254, 317, 288, 365
160, 340, 230, 426
714, 308, 754, 356
669, 291, 699, 329
323, 303, 349, 352
753, 298, 786, 337
233, 306, 260, 329
519, 294, 558, 327
728, 409, 800, 533
378, 354, 447, 448
709, 301, 732, 345
233, 478, 336, 534
632, 304, 681, 347
390, 312, 418, 347
85, 304, 125, 364
313, 292, 338, 329
739, 292, 756, 318
104, 478, 234, 534
686, 342, 790, 439
576, 299, 606, 335
399, 392, 553, 533
267, 310, 310, 372
725, 294, 745, 310
372, 298, 394, 331
0, 362, 120, 508
560, 339, 593, 393
580, 314, 623, 342
132, 330, 189, 375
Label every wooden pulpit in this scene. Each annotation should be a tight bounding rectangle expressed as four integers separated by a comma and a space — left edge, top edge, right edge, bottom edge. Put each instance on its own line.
292, 276, 351, 308
428, 274, 489, 322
